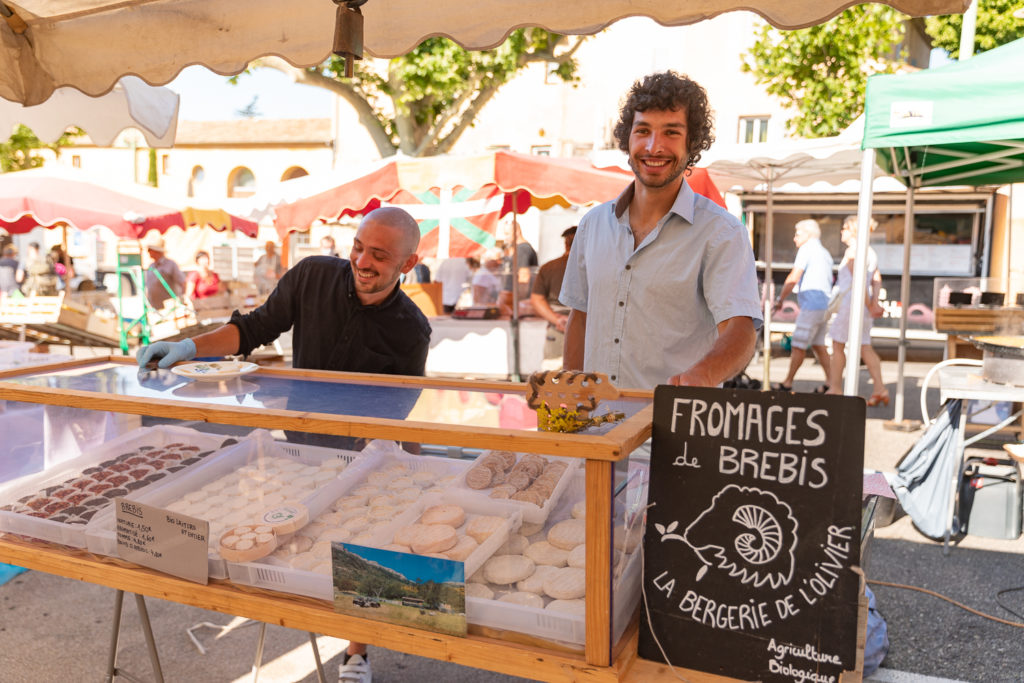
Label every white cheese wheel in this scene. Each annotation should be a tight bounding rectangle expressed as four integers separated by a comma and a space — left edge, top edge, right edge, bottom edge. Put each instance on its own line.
547, 519, 586, 550
465, 582, 494, 600
393, 523, 429, 547
444, 535, 479, 562
483, 555, 536, 585
465, 515, 505, 544
318, 528, 352, 544
498, 533, 529, 556
515, 564, 560, 594
260, 503, 310, 535
410, 524, 458, 554
524, 541, 569, 567
542, 567, 586, 600
420, 504, 466, 527
519, 521, 544, 537
288, 551, 319, 570
498, 591, 545, 609
218, 523, 278, 563
567, 544, 586, 569
412, 470, 438, 486
571, 500, 586, 520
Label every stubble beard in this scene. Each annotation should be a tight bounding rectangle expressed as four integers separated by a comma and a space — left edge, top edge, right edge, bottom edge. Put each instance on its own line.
629, 154, 687, 189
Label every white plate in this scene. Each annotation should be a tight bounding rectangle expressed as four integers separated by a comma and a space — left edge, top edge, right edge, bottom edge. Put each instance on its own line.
171, 361, 259, 382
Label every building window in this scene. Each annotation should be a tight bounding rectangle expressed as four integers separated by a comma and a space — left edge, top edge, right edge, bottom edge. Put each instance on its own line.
161, 154, 170, 175
531, 145, 552, 157
738, 116, 770, 144
71, 155, 81, 168
228, 166, 256, 198
281, 166, 309, 181
188, 165, 205, 198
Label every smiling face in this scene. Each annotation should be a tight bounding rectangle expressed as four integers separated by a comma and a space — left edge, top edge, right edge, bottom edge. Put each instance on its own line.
627, 108, 689, 191
348, 215, 418, 306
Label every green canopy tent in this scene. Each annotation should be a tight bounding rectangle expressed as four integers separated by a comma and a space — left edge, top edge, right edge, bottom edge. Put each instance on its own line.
848, 37, 1024, 422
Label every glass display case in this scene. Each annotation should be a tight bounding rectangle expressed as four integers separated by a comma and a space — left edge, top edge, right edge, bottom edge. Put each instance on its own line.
933, 276, 1024, 335
0, 356, 653, 674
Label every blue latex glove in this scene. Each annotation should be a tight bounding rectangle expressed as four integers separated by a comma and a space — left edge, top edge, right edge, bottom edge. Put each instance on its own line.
137, 338, 197, 369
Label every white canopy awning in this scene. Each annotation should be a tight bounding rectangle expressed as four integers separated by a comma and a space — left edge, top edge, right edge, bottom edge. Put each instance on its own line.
0, 0, 969, 106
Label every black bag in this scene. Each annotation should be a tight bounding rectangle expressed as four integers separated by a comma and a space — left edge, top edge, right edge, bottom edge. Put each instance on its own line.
722, 372, 761, 391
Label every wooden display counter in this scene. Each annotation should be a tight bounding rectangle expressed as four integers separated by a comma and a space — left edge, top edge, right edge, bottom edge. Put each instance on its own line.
0, 536, 741, 683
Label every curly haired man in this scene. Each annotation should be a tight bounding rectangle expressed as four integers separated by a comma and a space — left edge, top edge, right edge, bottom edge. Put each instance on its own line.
560, 71, 761, 390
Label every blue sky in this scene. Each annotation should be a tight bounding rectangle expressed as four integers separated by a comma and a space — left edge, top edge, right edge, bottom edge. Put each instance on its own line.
167, 65, 332, 122
341, 543, 465, 585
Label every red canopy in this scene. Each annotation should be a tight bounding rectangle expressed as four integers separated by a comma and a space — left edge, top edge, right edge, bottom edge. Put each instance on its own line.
273, 151, 725, 254
0, 167, 258, 238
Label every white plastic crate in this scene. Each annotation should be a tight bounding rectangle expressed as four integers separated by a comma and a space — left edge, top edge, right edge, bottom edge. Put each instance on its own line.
0, 424, 230, 549
449, 450, 580, 525
0, 340, 32, 368
228, 491, 522, 601
463, 466, 647, 648
0, 403, 45, 485
86, 431, 358, 578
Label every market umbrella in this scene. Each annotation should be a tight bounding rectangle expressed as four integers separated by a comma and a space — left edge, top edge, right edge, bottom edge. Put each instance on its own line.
0, 76, 179, 148
859, 36, 1024, 420
273, 151, 638, 249
703, 121, 883, 387
0, 166, 259, 237
0, 0, 967, 106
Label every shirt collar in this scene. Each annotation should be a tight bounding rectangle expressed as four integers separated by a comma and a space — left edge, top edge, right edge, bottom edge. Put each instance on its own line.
614, 175, 697, 225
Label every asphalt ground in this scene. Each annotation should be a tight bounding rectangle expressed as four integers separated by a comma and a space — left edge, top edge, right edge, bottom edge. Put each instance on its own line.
0, 343, 1021, 682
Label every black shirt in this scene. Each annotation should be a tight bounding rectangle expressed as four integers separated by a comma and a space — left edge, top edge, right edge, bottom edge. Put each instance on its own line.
229, 256, 431, 376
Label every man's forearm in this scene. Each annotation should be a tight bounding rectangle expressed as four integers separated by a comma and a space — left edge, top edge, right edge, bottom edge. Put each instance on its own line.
670, 316, 756, 387
530, 293, 562, 327
192, 323, 242, 358
563, 309, 586, 370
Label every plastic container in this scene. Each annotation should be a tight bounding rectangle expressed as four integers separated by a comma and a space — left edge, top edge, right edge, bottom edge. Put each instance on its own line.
0, 402, 45, 485
227, 492, 521, 600
0, 341, 32, 369
462, 467, 646, 649
0, 424, 230, 549
450, 450, 580, 525
85, 431, 358, 577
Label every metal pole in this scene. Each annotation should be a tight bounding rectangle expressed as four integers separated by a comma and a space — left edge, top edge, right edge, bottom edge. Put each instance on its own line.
761, 169, 774, 389
844, 149, 878, 396
892, 182, 915, 423
959, 1, 977, 60
510, 208, 522, 382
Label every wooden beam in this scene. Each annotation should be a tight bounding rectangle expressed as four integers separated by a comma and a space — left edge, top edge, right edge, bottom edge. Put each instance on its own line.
584, 458, 613, 666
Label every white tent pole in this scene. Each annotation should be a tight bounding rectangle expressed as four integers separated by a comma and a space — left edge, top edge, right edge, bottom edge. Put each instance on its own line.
1006, 184, 1013, 291
762, 168, 775, 389
844, 149, 877, 396
959, 1, 977, 60
893, 181, 915, 422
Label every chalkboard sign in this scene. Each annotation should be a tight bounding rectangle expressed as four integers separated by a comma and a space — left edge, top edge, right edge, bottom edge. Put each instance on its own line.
640, 386, 865, 682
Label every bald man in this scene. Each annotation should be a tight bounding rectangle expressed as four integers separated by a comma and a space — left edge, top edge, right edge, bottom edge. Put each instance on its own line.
138, 206, 431, 374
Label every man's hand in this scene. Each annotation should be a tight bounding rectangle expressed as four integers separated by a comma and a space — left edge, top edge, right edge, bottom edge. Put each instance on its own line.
668, 367, 714, 387
137, 339, 197, 369
554, 314, 568, 333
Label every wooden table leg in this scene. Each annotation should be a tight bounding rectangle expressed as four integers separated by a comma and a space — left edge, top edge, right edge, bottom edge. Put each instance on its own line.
585, 458, 613, 667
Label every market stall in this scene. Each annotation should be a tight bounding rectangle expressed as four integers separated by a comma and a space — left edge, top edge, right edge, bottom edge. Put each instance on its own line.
0, 356, 656, 680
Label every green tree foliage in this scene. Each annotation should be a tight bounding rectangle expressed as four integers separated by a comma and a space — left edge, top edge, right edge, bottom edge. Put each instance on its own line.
741, 6, 907, 138
925, 0, 1024, 59
0, 125, 81, 172
255, 29, 584, 157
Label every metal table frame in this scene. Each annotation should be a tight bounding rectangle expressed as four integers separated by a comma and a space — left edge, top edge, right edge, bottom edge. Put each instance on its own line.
936, 365, 1024, 553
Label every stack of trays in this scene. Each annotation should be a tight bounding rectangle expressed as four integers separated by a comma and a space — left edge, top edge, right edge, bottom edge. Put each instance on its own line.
86, 430, 358, 578
0, 425, 232, 549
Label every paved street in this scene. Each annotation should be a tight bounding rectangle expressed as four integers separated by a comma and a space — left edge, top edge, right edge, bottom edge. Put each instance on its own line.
1, 345, 1021, 682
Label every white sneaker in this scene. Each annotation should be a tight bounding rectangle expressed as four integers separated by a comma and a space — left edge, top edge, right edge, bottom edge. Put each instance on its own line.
339, 653, 372, 683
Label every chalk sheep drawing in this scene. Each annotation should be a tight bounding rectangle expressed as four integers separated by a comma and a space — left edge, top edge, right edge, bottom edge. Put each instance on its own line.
656, 485, 799, 590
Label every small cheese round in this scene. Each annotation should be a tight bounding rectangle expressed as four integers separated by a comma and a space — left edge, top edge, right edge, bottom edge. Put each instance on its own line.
525, 541, 569, 567
498, 591, 545, 609
393, 524, 429, 547
466, 582, 494, 600
567, 544, 586, 569
410, 525, 458, 554
444, 535, 479, 562
497, 533, 529, 556
547, 518, 586, 550
571, 500, 586, 520
465, 515, 505, 544
543, 567, 586, 600
420, 504, 465, 528
411, 470, 438, 486
288, 551, 319, 570
219, 524, 278, 563
260, 503, 309, 535
483, 555, 535, 585
519, 521, 545, 538
516, 564, 560, 594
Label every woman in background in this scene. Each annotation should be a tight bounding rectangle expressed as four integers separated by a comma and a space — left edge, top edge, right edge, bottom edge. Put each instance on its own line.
828, 216, 888, 406
253, 241, 284, 296
185, 250, 221, 301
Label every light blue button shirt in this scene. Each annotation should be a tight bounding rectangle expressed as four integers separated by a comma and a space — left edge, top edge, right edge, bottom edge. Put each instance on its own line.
793, 238, 835, 311
559, 179, 762, 390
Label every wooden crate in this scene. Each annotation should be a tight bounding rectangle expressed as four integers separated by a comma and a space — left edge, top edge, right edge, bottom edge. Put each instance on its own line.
934, 306, 1024, 334
0, 294, 89, 329
402, 282, 444, 317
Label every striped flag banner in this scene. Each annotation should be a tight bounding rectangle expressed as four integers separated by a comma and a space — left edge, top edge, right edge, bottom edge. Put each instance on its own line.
383, 184, 504, 259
